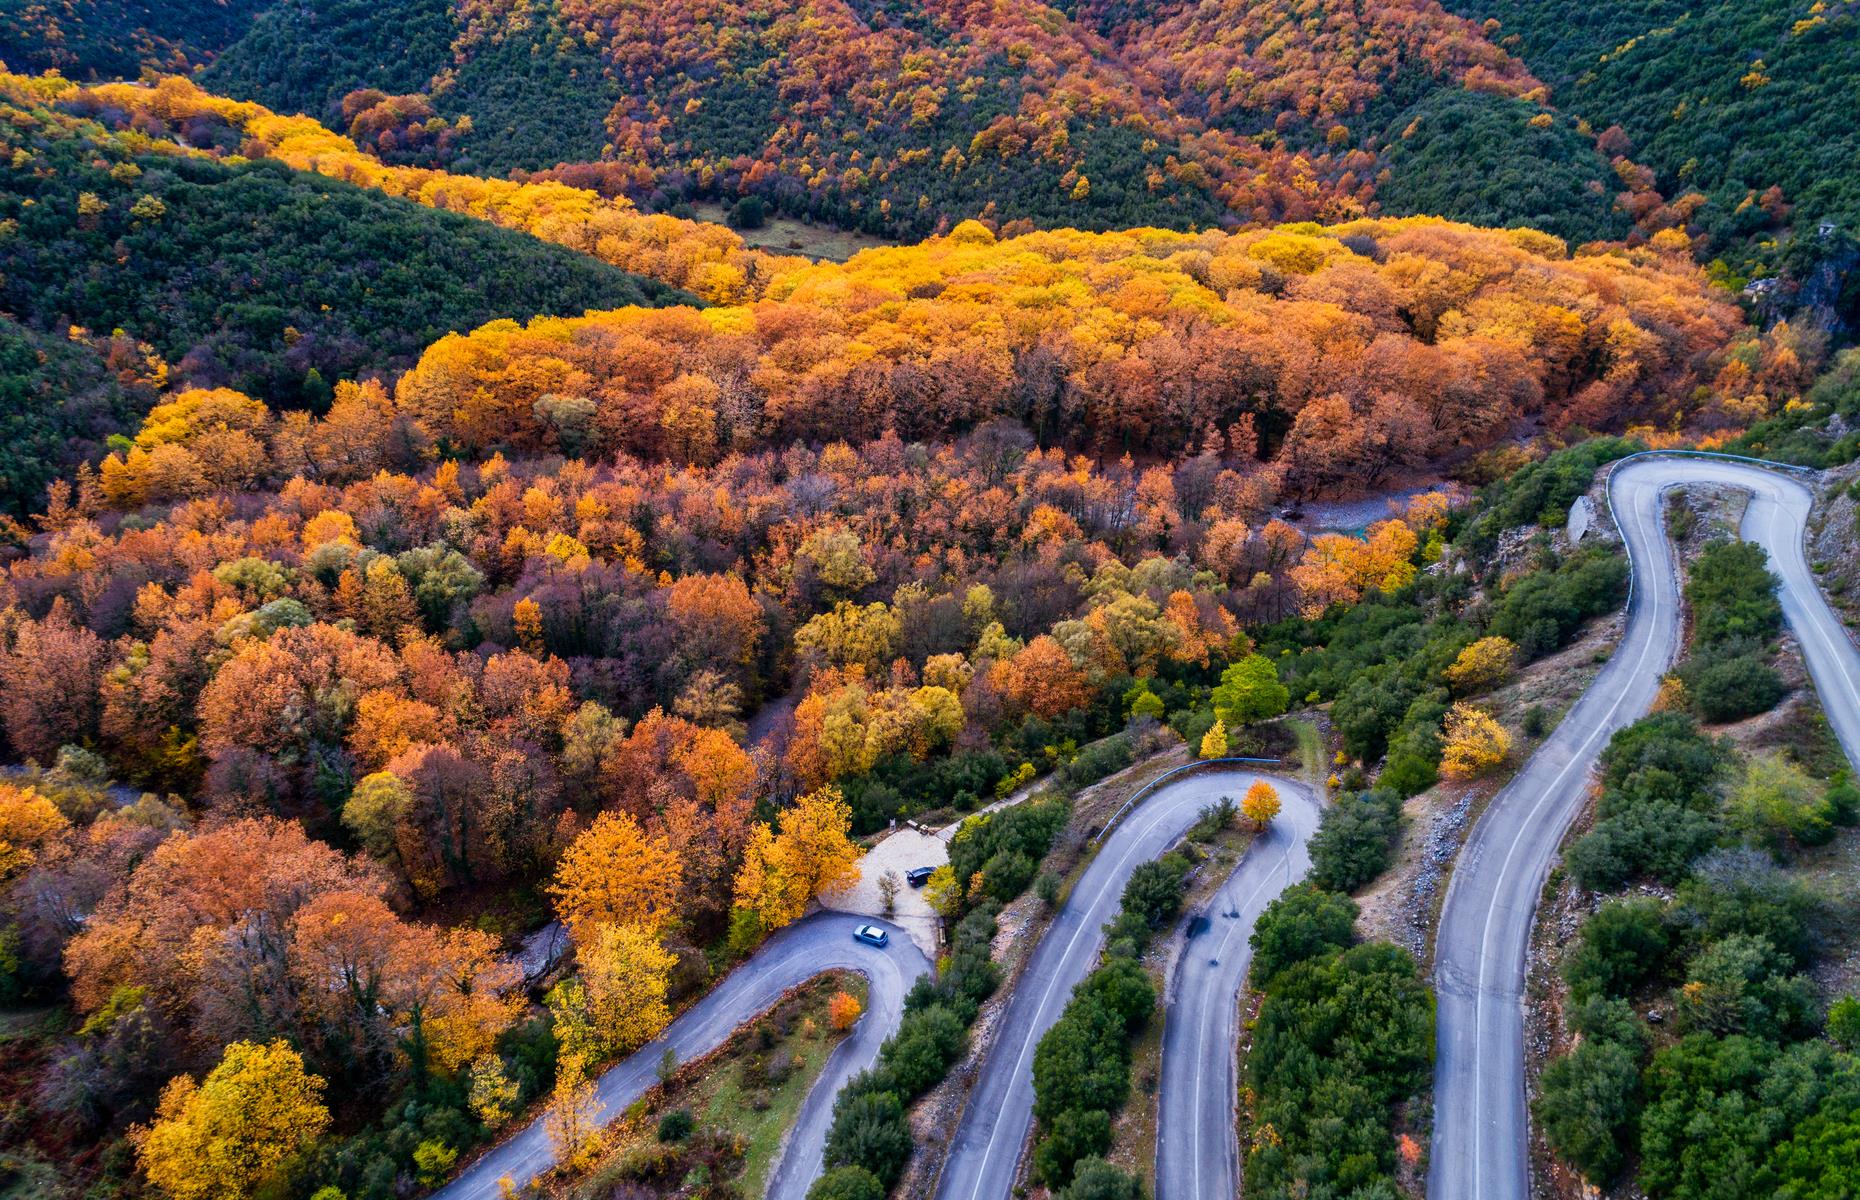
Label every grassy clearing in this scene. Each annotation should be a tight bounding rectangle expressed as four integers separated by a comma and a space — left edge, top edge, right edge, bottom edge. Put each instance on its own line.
1286, 715, 1325, 790
688, 203, 894, 262
560, 971, 864, 1200
693, 973, 868, 1194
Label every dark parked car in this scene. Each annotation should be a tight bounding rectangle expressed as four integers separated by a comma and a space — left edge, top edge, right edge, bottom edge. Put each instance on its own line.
906, 866, 937, 888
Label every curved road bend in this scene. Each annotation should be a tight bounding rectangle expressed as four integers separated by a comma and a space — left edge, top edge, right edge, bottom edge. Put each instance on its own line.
435, 914, 929, 1200
1430, 455, 1860, 1200
933, 767, 1306, 1200
1153, 779, 1321, 1200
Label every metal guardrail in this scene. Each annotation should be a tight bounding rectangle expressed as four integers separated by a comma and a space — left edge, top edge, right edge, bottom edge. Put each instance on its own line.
1610, 447, 1820, 477
1089, 755, 1285, 847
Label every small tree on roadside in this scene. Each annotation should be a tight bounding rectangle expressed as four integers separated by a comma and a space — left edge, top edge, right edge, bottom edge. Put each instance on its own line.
544, 1052, 603, 1170
467, 1053, 519, 1129
878, 870, 900, 916
922, 865, 961, 918
1440, 703, 1510, 779
1242, 780, 1281, 829
1444, 636, 1516, 694
657, 1046, 678, 1090
1200, 718, 1228, 759
829, 990, 863, 1030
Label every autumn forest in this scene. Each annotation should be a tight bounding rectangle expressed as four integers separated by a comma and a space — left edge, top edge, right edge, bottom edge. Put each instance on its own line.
0, 3, 1857, 1200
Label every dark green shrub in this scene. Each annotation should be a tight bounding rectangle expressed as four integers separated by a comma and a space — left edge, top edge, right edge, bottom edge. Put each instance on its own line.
877, 1005, 967, 1098
1535, 1038, 1642, 1184
807, 1165, 885, 1200
947, 795, 1069, 908
1249, 884, 1358, 986
1489, 548, 1628, 659
1308, 790, 1402, 893
1671, 933, 1818, 1041
1032, 995, 1135, 1123
822, 1090, 913, 1188
1245, 942, 1433, 1198
1117, 854, 1189, 931
1563, 897, 1673, 1002
1673, 850, 1825, 969
1686, 654, 1786, 723
980, 850, 1038, 902
1060, 736, 1134, 792
1639, 1035, 1834, 1200
1057, 1158, 1144, 1200
656, 1108, 694, 1143
1567, 800, 1721, 891
1032, 1108, 1112, 1188
1686, 541, 1782, 648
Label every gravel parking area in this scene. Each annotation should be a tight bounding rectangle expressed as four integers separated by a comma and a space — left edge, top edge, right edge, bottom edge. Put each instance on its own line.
822, 826, 949, 959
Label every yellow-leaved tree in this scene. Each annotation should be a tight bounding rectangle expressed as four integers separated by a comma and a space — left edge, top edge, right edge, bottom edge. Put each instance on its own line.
1200, 718, 1229, 759
1444, 637, 1517, 695
136, 1040, 329, 1200
0, 782, 68, 881
731, 786, 862, 944
467, 1053, 520, 1129
579, 922, 676, 1056
544, 1052, 604, 1170
1440, 703, 1510, 779
1242, 779, 1281, 828
548, 812, 683, 943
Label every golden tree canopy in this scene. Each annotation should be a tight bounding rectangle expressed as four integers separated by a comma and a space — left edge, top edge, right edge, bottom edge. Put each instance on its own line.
732, 786, 862, 933
136, 1040, 329, 1200
549, 811, 684, 943
1440, 703, 1511, 779
1242, 779, 1282, 827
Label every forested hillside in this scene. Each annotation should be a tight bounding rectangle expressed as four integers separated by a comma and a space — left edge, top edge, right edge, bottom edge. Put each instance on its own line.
0, 0, 272, 78
0, 73, 686, 459
0, 319, 156, 517
178, 0, 1617, 243
17, 0, 1860, 324
1446, 0, 1860, 328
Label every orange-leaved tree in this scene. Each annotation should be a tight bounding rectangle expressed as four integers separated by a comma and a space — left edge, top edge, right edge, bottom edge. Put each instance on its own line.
1242, 779, 1282, 828
548, 811, 684, 944
829, 990, 863, 1030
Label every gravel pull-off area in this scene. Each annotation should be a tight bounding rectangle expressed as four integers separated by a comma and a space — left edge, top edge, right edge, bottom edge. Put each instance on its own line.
1403, 791, 1475, 959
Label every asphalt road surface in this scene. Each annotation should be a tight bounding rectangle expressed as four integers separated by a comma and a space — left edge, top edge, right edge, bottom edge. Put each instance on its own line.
1430, 454, 1860, 1200
1154, 777, 1320, 1200
435, 913, 928, 1200
933, 766, 1301, 1200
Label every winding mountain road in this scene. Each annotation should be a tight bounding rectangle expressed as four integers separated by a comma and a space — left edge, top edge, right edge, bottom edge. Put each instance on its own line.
435, 913, 929, 1200
932, 764, 1306, 1200
1430, 453, 1860, 1200
1154, 778, 1321, 1200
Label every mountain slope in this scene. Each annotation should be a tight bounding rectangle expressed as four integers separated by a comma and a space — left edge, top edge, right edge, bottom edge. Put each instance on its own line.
1446, 0, 1860, 324
0, 74, 688, 408
190, 0, 1624, 243
0, 0, 273, 77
